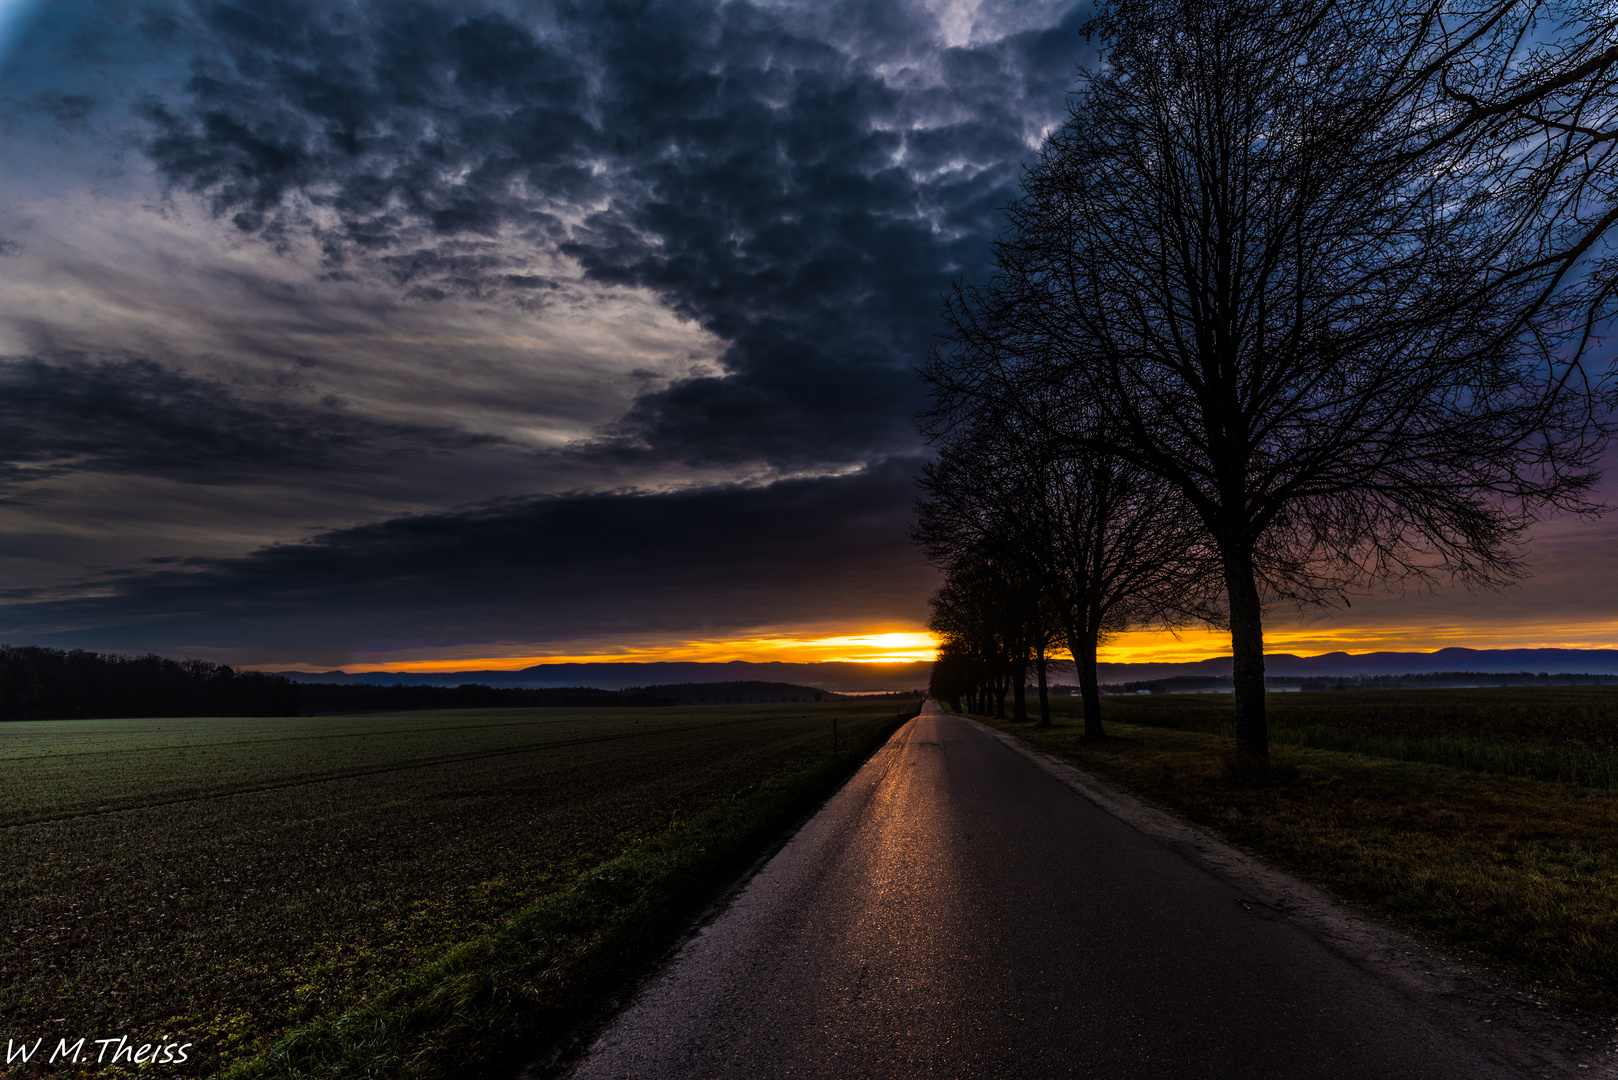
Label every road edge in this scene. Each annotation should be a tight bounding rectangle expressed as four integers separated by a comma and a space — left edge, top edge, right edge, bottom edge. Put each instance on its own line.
524, 714, 920, 1080
965, 717, 1616, 1080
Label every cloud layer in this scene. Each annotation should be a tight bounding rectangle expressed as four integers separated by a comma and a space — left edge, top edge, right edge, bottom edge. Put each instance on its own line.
131, 0, 1083, 469
0, 461, 935, 664
1, 0, 1609, 665
0, 0, 1088, 661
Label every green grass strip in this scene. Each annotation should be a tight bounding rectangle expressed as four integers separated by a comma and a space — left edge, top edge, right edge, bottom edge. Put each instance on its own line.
221, 711, 911, 1080
1042, 691, 1618, 789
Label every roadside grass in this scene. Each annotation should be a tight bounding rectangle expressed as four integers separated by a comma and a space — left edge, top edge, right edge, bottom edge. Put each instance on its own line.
981, 698, 1618, 1012
0, 703, 915, 1078
1060, 686, 1618, 787
220, 712, 908, 1080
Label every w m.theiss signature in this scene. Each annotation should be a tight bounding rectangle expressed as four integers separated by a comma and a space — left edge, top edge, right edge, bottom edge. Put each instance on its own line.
5, 1034, 194, 1068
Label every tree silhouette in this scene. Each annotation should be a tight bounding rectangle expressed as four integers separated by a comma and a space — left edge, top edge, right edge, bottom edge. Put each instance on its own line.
915, 389, 1218, 735
928, 0, 1618, 771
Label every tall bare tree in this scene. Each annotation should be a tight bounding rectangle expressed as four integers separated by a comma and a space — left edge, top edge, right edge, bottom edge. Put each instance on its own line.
1030, 427, 1221, 736
915, 390, 1218, 735
932, 0, 1618, 771
926, 555, 1022, 717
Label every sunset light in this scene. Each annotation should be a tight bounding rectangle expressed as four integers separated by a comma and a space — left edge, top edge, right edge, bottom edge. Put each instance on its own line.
1099, 618, 1618, 665
263, 616, 1618, 674
277, 630, 943, 673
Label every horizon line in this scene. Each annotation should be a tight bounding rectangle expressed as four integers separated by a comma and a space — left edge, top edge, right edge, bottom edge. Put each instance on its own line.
257, 642, 1618, 677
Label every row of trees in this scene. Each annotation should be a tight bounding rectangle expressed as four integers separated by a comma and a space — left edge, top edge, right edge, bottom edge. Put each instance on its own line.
0, 648, 847, 718
918, 0, 1618, 769
917, 397, 1220, 731
0, 646, 303, 719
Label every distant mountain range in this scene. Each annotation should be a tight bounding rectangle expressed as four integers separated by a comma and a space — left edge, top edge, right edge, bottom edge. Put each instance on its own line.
284, 647, 1618, 691
1093, 647, 1618, 683
284, 660, 934, 693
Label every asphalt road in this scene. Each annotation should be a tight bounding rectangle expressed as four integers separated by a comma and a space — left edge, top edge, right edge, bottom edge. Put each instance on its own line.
563, 701, 1525, 1079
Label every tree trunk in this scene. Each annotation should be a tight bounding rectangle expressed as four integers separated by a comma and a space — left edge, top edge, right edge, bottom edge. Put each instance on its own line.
1224, 548, 1269, 775
1012, 657, 1029, 722
1071, 626, 1105, 739
993, 671, 1009, 718
1035, 649, 1051, 727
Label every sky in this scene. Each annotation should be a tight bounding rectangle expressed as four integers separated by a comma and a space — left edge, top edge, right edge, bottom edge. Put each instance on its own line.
0, 0, 1613, 672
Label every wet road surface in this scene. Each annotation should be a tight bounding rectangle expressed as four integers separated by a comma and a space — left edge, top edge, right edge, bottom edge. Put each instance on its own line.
563, 701, 1524, 1079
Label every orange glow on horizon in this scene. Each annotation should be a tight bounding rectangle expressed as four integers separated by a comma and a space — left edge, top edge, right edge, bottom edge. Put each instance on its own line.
263, 630, 943, 674
258, 618, 1618, 675
1098, 618, 1618, 664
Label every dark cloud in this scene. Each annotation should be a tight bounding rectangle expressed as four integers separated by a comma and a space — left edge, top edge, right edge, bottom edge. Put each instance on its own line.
0, 0, 1089, 659
136, 0, 1089, 470
2, 0, 1606, 663
0, 354, 501, 485
137, 3, 599, 252
0, 460, 936, 662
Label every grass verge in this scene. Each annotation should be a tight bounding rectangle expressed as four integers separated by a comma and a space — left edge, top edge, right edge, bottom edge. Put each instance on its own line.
220, 708, 913, 1080
1054, 687, 1618, 787
981, 714, 1618, 1014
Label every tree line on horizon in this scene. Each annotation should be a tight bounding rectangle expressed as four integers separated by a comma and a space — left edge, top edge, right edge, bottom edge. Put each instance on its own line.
0, 646, 859, 720
0, 645, 303, 720
916, 0, 1618, 770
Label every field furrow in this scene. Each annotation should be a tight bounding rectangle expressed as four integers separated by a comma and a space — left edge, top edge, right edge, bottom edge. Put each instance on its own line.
0, 703, 904, 1078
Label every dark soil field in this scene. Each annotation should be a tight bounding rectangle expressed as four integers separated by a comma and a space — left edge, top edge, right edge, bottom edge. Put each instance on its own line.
0, 703, 901, 1077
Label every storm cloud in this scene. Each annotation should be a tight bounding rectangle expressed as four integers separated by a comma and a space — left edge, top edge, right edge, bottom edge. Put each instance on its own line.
13, 0, 1607, 666
0, 353, 500, 484
128, 0, 1086, 469
0, 0, 1086, 660
0, 460, 937, 663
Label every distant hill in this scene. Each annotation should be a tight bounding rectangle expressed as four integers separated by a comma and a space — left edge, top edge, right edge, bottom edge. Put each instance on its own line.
284, 650, 1618, 693
1094, 647, 1618, 682
7, 645, 1613, 719
1081, 671, 1618, 695
285, 660, 931, 693
627, 681, 842, 704
0, 644, 860, 718
297, 679, 841, 714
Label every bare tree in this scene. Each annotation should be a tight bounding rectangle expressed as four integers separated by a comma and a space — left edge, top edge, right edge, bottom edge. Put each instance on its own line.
926, 557, 1021, 717
916, 420, 1060, 725
1029, 425, 1221, 736
915, 388, 1219, 735
935, 0, 1617, 772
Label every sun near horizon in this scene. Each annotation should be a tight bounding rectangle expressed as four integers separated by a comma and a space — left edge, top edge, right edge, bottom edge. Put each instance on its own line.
254, 618, 1618, 674
261, 630, 944, 673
